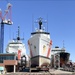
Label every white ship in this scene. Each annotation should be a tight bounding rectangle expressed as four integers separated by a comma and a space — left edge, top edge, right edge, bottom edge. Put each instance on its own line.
28, 17, 52, 67
6, 26, 28, 61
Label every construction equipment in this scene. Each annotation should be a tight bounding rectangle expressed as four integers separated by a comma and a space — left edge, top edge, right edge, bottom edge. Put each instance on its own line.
0, 3, 13, 53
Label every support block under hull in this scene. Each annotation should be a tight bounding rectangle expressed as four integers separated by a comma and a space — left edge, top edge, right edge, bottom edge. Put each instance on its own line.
31, 55, 51, 68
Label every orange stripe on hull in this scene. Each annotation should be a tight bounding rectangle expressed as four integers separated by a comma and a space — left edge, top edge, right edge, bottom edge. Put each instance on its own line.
47, 47, 51, 57
28, 40, 33, 57
47, 40, 52, 58
18, 50, 21, 60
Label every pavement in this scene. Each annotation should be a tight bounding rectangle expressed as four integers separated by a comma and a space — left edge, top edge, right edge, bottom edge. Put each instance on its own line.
49, 69, 73, 75
1, 69, 75, 75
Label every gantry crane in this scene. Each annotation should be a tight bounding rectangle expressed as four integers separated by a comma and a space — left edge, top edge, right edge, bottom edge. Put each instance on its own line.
0, 3, 13, 53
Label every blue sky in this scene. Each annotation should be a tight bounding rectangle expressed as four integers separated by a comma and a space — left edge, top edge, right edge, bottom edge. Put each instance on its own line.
0, 0, 75, 62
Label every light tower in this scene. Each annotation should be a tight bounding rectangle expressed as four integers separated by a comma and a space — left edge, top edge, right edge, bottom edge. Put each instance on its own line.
0, 3, 13, 53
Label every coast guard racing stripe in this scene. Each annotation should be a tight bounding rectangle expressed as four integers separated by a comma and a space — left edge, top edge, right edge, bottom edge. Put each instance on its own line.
28, 40, 33, 57
47, 40, 52, 57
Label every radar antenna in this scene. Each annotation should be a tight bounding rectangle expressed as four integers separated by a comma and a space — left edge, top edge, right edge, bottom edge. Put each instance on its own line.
35, 17, 47, 30
38, 17, 42, 29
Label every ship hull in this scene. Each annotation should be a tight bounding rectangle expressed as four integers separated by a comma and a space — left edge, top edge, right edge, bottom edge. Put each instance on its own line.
60, 52, 70, 67
31, 55, 50, 67
52, 52, 70, 68
28, 19, 52, 68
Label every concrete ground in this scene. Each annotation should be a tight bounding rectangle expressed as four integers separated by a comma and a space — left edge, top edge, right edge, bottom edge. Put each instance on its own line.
49, 69, 73, 75
2, 69, 75, 75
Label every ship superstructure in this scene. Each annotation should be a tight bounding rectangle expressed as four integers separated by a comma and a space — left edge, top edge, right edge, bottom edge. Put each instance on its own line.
28, 17, 52, 67
6, 26, 28, 61
51, 46, 70, 68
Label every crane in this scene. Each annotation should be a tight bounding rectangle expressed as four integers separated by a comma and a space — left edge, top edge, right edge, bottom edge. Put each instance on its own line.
0, 3, 13, 53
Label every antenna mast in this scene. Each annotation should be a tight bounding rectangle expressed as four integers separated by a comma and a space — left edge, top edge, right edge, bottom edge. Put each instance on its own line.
63, 40, 65, 48
47, 15, 48, 32
35, 17, 47, 30
13, 26, 24, 41
32, 14, 34, 32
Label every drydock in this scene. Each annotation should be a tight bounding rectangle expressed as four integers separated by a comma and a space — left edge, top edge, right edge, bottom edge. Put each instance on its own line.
0, 17, 75, 74
0, 2, 75, 75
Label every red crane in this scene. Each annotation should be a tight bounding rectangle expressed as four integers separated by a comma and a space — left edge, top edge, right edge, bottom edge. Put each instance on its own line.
0, 3, 13, 53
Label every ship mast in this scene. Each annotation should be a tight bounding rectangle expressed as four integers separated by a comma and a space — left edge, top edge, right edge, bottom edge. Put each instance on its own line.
38, 17, 47, 30
31, 17, 50, 35
16, 26, 24, 41
17, 26, 20, 40
13, 26, 21, 40
38, 18, 42, 30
